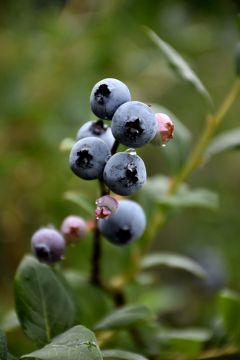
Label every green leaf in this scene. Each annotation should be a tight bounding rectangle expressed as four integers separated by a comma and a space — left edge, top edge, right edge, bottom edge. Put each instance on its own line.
204, 128, 240, 162
144, 176, 219, 210
151, 104, 192, 172
158, 328, 211, 358
141, 252, 206, 278
145, 28, 212, 105
21, 325, 102, 360
219, 289, 240, 345
59, 137, 75, 152
7, 355, 17, 360
0, 330, 7, 360
94, 305, 151, 331
63, 191, 94, 215
102, 349, 148, 360
14, 255, 75, 346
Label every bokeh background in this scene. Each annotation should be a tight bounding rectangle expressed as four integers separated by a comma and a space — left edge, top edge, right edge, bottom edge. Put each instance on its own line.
1, 0, 240, 353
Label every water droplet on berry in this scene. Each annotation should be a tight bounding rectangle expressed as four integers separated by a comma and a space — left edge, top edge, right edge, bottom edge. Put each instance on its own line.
126, 148, 136, 156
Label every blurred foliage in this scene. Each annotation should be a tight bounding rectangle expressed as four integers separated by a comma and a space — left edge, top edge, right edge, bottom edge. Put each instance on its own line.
1, 0, 240, 358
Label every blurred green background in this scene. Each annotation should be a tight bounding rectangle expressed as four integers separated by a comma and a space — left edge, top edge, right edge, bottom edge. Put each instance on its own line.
1, 0, 240, 341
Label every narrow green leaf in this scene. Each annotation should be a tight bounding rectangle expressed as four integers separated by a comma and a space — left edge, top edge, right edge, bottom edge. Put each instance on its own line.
141, 252, 206, 278
63, 191, 94, 215
0, 330, 8, 360
21, 325, 102, 360
94, 305, 151, 331
59, 137, 75, 152
102, 349, 148, 360
145, 28, 212, 105
204, 128, 240, 161
219, 289, 240, 345
144, 176, 219, 210
160, 328, 212, 342
14, 256, 75, 346
158, 328, 211, 358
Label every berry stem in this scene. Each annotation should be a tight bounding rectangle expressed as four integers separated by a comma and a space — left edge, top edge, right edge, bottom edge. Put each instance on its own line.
90, 220, 102, 286
169, 79, 240, 193
111, 139, 120, 155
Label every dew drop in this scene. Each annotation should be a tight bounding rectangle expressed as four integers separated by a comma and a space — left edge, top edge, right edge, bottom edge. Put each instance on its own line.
126, 148, 136, 156
161, 143, 166, 148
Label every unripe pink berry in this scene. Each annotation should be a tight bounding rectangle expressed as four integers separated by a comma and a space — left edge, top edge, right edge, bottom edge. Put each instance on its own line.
151, 113, 174, 145
95, 195, 119, 219
60, 215, 88, 243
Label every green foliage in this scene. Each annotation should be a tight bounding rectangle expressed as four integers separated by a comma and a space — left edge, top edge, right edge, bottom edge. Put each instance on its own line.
21, 325, 102, 360
101, 349, 148, 360
1, 1, 240, 359
141, 252, 207, 278
142, 175, 219, 210
145, 28, 212, 105
65, 271, 114, 329
218, 289, 240, 345
63, 191, 95, 216
14, 256, 75, 346
204, 128, 240, 161
94, 305, 151, 331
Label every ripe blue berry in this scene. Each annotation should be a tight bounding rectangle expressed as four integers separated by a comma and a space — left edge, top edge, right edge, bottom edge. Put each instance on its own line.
111, 101, 157, 148
69, 137, 110, 180
103, 151, 146, 196
61, 215, 88, 243
98, 200, 146, 246
90, 78, 131, 120
76, 120, 115, 150
31, 228, 65, 264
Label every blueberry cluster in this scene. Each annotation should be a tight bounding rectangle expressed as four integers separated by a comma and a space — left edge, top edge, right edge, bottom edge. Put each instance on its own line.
70, 78, 160, 195
69, 78, 174, 247
31, 78, 174, 263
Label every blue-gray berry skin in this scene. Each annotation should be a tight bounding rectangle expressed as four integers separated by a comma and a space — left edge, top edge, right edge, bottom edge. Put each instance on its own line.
103, 152, 146, 196
111, 101, 157, 147
90, 78, 131, 120
31, 228, 65, 264
69, 137, 110, 180
76, 120, 115, 150
98, 200, 146, 246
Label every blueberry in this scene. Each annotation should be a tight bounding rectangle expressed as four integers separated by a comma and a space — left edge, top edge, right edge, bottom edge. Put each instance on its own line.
31, 227, 65, 264
60, 215, 88, 243
90, 78, 131, 120
103, 151, 146, 196
98, 200, 146, 246
111, 101, 157, 147
69, 137, 110, 180
76, 120, 115, 150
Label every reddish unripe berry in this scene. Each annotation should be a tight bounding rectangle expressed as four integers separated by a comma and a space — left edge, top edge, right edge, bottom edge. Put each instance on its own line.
61, 215, 88, 243
151, 113, 174, 145
95, 195, 119, 219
